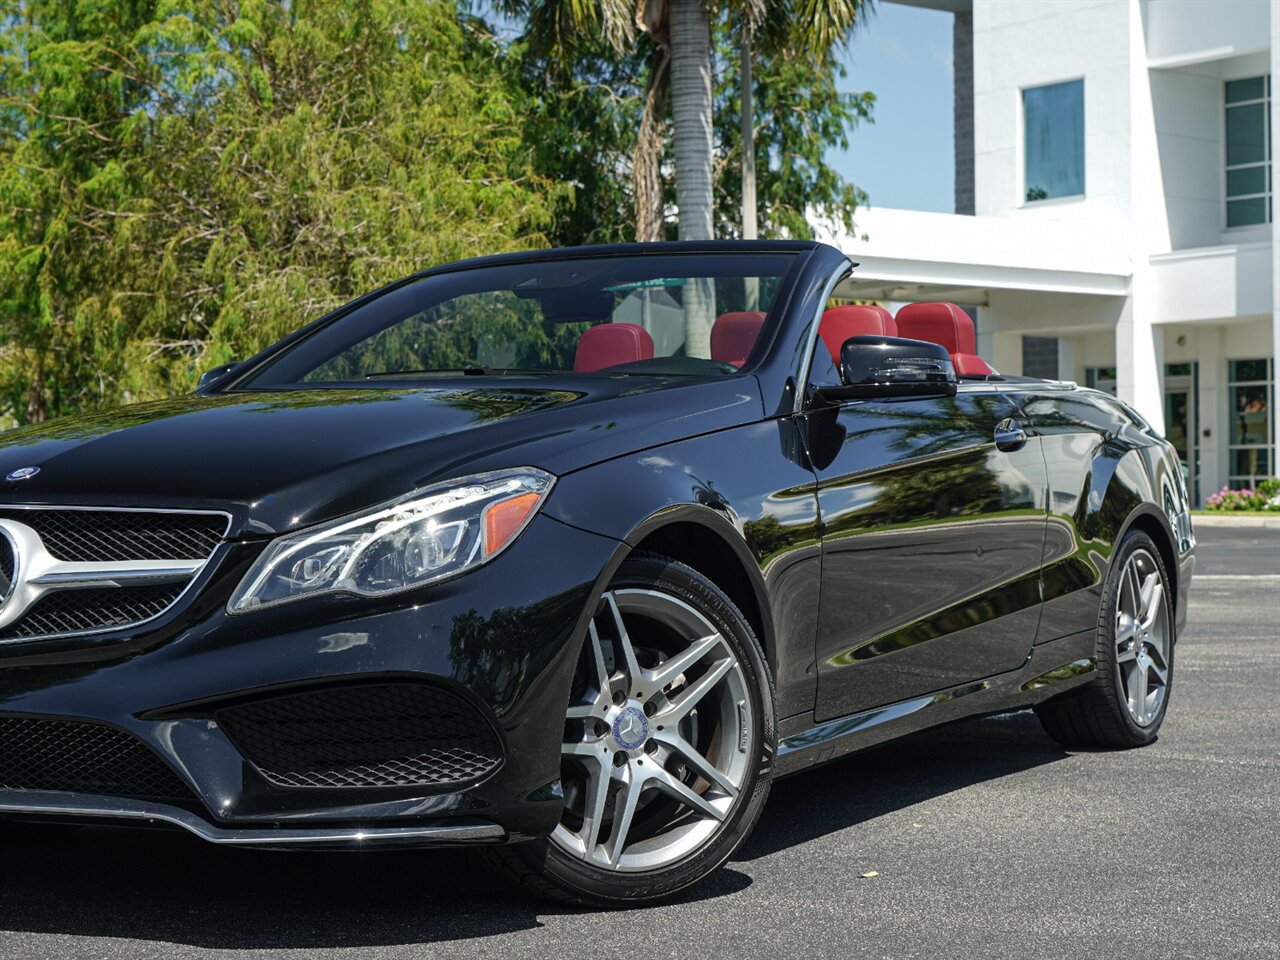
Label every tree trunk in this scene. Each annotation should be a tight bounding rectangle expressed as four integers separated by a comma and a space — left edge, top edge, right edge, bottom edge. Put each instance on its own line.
26, 365, 46, 424
633, 45, 670, 243
740, 24, 759, 311
668, 0, 714, 242
668, 0, 715, 356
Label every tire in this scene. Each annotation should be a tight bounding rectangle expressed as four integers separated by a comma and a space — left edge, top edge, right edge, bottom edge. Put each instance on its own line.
1035, 529, 1175, 749
486, 552, 776, 908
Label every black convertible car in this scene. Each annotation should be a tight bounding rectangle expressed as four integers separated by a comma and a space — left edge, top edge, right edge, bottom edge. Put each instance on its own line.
0, 241, 1193, 906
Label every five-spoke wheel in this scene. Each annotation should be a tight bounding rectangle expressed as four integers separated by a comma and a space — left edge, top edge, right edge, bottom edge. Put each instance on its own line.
489, 553, 775, 907
1036, 529, 1175, 748
1114, 548, 1171, 727
554, 589, 751, 871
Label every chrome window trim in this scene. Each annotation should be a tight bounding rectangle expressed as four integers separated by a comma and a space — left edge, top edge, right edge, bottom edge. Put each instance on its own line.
792, 261, 855, 415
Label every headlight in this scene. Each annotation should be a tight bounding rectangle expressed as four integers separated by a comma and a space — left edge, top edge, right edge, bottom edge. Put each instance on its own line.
228, 468, 554, 613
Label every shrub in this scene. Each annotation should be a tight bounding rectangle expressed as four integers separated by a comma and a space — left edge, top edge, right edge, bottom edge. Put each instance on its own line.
1204, 481, 1280, 511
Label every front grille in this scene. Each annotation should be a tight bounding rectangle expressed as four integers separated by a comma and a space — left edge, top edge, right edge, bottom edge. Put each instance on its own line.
216, 683, 504, 790
0, 583, 187, 640
0, 506, 227, 642
0, 508, 227, 562
0, 715, 197, 804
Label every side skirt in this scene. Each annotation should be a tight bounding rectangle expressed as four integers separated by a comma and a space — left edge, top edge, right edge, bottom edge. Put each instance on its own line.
776, 629, 1096, 778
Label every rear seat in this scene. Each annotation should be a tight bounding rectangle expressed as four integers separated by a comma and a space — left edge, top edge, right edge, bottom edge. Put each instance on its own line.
573, 323, 654, 372
711, 311, 766, 367
817, 305, 896, 363
894, 302, 993, 376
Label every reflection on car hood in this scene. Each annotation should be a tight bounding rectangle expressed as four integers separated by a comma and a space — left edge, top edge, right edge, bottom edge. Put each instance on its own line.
0, 378, 762, 535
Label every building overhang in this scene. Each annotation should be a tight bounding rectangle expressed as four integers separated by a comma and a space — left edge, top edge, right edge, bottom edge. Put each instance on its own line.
820, 207, 1133, 304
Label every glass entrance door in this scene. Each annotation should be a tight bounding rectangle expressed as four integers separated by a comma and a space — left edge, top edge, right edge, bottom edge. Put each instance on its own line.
1164, 366, 1198, 503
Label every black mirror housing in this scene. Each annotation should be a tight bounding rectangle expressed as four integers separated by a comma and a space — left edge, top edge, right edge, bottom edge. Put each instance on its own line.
816, 335, 958, 403
198, 361, 241, 391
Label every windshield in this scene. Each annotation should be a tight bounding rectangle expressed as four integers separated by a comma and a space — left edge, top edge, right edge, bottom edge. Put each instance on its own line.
234, 252, 798, 388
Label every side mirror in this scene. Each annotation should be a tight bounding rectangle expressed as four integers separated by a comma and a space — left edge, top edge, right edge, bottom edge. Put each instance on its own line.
198, 361, 241, 391
815, 335, 958, 403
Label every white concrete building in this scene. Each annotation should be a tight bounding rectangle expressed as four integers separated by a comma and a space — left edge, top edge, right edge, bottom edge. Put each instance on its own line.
829, 0, 1279, 505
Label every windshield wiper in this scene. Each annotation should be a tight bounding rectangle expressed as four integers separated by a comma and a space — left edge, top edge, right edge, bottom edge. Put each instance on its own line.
364, 366, 553, 379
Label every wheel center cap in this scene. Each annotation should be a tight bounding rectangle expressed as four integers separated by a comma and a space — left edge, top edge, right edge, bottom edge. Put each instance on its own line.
612, 704, 649, 751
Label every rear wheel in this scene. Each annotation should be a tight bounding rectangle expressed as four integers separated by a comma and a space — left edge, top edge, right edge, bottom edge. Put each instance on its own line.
488, 553, 775, 907
1036, 530, 1175, 748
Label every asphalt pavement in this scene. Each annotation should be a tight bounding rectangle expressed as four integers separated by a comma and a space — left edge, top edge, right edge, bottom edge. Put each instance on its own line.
1, 525, 1277, 959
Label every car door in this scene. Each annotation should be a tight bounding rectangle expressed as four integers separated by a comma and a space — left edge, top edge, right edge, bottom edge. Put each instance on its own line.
806, 378, 1048, 722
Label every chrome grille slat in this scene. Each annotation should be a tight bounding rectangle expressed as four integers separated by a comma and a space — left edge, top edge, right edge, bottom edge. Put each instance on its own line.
0, 506, 229, 644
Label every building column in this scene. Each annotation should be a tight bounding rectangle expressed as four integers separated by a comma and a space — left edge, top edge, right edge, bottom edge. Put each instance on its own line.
954, 8, 975, 216
1198, 325, 1224, 503
1058, 337, 1077, 384
1122, 0, 1167, 434
1116, 288, 1164, 432
1272, 0, 1280, 464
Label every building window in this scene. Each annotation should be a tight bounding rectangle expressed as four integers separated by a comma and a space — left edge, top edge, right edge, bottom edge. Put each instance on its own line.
1227, 358, 1274, 488
1022, 336, 1059, 379
1085, 366, 1117, 395
1225, 76, 1271, 228
1023, 80, 1084, 202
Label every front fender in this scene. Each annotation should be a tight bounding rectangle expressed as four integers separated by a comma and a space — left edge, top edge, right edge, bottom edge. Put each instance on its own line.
542, 418, 822, 718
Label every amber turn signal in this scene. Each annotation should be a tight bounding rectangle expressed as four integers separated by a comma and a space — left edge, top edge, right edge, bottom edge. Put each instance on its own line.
483, 492, 542, 557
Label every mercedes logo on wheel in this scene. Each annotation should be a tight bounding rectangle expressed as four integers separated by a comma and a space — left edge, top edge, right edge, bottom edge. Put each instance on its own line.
611, 705, 649, 751
5, 466, 40, 482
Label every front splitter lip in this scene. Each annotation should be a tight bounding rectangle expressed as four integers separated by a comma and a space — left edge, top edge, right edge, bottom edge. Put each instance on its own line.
0, 790, 506, 850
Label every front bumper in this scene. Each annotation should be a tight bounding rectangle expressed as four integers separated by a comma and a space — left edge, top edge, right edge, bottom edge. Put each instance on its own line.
0, 514, 620, 846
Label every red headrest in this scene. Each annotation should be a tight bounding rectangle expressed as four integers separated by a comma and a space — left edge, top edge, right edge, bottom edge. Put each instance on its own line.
711, 311, 766, 367
819, 305, 897, 363
896, 302, 992, 376
574, 323, 654, 373
895, 302, 977, 355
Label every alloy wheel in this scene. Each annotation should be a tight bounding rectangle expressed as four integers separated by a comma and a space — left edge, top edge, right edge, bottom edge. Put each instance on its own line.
552, 588, 752, 872
1114, 547, 1170, 727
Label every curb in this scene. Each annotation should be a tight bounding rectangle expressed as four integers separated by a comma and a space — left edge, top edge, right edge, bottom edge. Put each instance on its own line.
1191, 514, 1280, 529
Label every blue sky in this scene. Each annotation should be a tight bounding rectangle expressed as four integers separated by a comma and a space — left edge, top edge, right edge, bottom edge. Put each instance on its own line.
829, 2, 955, 214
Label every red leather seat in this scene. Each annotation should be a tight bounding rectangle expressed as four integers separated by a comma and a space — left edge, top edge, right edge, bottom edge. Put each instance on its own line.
895, 302, 993, 376
711, 311, 766, 367
818, 305, 896, 364
573, 323, 655, 373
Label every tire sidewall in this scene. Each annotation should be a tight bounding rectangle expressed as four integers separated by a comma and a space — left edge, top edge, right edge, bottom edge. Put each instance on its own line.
527, 554, 777, 907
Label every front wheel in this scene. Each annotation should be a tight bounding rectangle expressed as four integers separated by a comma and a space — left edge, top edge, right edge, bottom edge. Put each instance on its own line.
487, 553, 776, 907
1035, 529, 1175, 748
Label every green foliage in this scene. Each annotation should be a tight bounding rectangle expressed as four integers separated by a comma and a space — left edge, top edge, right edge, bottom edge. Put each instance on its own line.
0, 0, 876, 424
0, 0, 562, 422
496, 24, 650, 246
714, 28, 873, 239
494, 1, 874, 242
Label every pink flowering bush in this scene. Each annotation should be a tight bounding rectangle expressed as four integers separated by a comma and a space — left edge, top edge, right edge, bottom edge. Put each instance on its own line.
1204, 478, 1280, 511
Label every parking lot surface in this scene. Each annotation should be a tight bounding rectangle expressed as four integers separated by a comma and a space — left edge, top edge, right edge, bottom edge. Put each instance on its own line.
1, 525, 1277, 960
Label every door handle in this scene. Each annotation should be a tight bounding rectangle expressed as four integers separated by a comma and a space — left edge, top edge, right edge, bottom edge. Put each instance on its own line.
994, 418, 1028, 452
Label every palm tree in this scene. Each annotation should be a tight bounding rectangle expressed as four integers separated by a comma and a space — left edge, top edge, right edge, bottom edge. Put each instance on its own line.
498, 1, 868, 348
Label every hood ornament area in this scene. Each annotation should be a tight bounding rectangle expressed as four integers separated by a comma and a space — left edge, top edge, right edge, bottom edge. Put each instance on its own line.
6, 466, 40, 482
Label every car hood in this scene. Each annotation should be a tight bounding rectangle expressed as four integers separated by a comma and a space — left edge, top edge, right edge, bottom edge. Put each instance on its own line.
0, 378, 762, 536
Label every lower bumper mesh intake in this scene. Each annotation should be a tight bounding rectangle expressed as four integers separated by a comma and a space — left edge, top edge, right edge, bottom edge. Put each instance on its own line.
0, 715, 197, 804
215, 682, 504, 789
